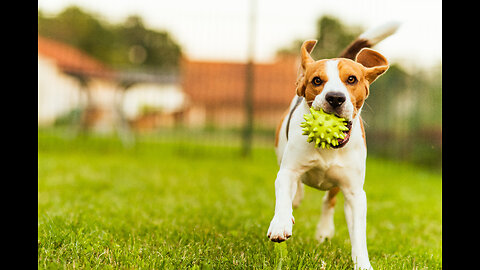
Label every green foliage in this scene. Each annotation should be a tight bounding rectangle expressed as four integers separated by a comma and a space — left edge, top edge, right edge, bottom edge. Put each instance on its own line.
139, 104, 163, 116
277, 15, 363, 59
38, 6, 182, 71
38, 132, 441, 269
312, 15, 363, 60
363, 64, 410, 131
363, 63, 442, 168
53, 108, 83, 127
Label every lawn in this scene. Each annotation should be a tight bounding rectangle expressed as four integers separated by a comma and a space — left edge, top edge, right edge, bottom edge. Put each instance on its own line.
38, 132, 442, 269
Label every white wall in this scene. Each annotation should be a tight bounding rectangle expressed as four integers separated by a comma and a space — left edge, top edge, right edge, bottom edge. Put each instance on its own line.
122, 83, 187, 119
38, 54, 189, 132
38, 55, 84, 126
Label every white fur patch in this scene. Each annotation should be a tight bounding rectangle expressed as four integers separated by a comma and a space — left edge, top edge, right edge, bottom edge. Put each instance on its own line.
359, 21, 401, 45
312, 60, 354, 120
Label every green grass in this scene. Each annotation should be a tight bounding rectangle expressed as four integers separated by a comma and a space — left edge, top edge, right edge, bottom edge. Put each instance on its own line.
38, 132, 442, 269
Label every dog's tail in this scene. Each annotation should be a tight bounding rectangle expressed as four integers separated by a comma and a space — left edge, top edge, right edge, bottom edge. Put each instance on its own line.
339, 21, 401, 60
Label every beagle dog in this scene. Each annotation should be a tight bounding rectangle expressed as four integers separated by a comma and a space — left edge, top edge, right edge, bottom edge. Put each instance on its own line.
267, 22, 400, 270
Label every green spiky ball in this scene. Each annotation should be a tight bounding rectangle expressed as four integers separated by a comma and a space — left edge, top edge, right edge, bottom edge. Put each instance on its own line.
300, 108, 349, 149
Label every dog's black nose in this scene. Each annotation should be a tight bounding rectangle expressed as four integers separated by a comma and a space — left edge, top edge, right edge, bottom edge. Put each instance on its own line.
325, 92, 346, 108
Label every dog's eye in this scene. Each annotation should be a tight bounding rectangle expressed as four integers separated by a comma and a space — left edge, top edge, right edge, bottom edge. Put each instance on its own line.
312, 77, 323, 86
347, 75, 357, 84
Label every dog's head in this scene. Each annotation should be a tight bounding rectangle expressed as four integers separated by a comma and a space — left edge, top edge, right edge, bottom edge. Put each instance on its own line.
295, 40, 389, 148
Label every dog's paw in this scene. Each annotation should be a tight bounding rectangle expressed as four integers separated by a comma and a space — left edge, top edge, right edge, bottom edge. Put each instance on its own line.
315, 220, 335, 243
354, 263, 373, 270
267, 215, 295, 242
353, 256, 373, 270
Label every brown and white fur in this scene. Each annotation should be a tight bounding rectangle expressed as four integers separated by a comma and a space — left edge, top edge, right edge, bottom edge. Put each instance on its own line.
267, 22, 400, 270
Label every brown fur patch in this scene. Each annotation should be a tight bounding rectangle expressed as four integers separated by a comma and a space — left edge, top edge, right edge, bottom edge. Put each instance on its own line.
327, 187, 341, 208
303, 60, 328, 106
359, 115, 366, 147
355, 48, 389, 84
337, 59, 370, 118
339, 39, 372, 60
275, 109, 289, 147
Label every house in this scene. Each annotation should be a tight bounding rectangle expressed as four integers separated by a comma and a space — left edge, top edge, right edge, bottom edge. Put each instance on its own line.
38, 35, 186, 133
119, 72, 187, 131
180, 55, 299, 129
38, 35, 117, 132
38, 34, 300, 133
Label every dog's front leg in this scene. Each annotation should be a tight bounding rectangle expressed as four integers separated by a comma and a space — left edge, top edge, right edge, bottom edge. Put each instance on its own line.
267, 168, 301, 242
343, 188, 372, 270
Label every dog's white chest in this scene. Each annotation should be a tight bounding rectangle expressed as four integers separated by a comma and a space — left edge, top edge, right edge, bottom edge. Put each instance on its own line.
299, 151, 346, 190
296, 119, 367, 191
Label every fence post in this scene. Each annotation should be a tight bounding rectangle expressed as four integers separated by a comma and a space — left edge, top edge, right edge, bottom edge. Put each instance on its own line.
242, 0, 257, 157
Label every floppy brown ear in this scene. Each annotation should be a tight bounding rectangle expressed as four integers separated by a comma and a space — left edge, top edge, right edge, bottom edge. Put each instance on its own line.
296, 40, 317, 96
355, 48, 389, 84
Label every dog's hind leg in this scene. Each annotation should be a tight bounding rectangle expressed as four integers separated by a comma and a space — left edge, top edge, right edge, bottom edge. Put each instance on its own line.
315, 186, 340, 242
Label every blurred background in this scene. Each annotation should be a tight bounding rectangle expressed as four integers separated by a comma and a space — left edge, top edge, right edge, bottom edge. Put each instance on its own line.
37, 0, 441, 170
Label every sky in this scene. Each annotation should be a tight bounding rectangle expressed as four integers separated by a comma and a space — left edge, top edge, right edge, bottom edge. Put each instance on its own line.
38, 0, 442, 69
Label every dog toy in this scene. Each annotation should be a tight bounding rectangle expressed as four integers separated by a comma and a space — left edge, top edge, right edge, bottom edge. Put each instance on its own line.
300, 108, 349, 149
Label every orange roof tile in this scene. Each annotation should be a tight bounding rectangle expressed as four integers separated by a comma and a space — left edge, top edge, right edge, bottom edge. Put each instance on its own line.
181, 57, 298, 109
38, 35, 113, 77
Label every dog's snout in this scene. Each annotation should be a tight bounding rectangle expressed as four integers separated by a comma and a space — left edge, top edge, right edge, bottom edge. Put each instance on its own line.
325, 92, 346, 108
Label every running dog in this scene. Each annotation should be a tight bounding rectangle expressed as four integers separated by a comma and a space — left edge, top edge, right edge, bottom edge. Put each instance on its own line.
267, 22, 400, 270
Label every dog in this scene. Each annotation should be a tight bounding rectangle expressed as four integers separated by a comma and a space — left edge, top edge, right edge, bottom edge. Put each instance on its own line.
267, 22, 400, 270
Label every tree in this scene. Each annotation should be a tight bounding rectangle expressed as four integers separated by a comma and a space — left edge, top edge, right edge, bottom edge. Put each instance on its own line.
38, 6, 182, 71
312, 15, 363, 60
116, 15, 182, 70
276, 15, 363, 60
